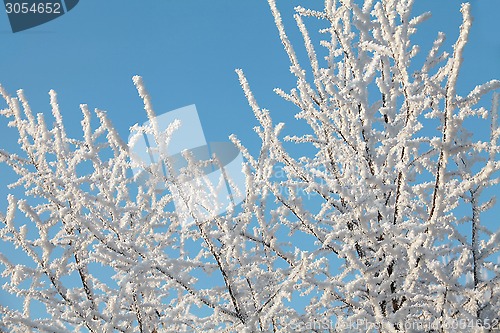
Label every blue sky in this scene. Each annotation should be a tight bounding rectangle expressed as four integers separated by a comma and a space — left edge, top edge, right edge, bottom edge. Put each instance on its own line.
0, 0, 499, 313
0, 1, 498, 151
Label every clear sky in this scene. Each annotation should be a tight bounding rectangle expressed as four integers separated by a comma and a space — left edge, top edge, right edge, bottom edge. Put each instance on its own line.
0, 0, 499, 312
0, 1, 498, 153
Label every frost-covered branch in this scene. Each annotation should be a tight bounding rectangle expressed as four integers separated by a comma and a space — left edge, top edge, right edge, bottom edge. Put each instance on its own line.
1, 0, 499, 332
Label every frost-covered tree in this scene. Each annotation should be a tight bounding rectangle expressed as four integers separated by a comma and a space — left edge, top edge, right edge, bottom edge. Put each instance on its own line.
1, 0, 500, 332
